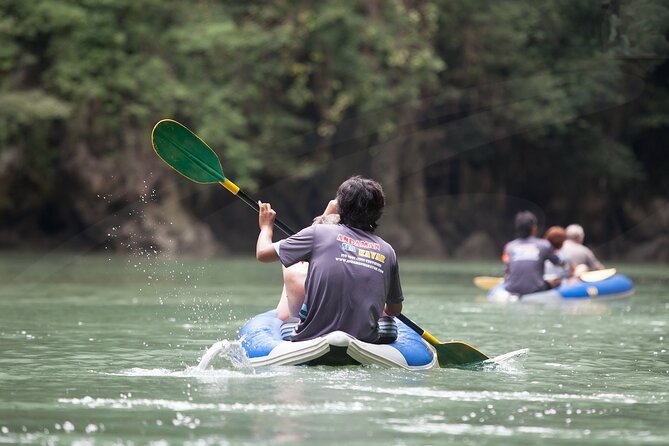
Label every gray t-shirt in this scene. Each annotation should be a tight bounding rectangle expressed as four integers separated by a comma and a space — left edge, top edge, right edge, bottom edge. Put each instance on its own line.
277, 224, 403, 342
503, 236, 561, 295
559, 239, 603, 270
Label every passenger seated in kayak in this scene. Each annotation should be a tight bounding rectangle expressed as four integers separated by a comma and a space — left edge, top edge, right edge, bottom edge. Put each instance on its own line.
502, 211, 564, 296
274, 199, 339, 322
561, 224, 605, 278
256, 176, 403, 344
543, 226, 573, 285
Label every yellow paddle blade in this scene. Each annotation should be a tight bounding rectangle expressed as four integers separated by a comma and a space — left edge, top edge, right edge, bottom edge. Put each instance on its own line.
579, 268, 616, 282
473, 276, 504, 290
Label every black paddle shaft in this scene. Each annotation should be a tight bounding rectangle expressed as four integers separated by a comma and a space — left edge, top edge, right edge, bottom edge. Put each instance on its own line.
396, 313, 424, 336
235, 189, 296, 237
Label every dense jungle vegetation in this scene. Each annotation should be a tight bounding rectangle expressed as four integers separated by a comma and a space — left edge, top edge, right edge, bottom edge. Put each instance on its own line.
1, 0, 667, 260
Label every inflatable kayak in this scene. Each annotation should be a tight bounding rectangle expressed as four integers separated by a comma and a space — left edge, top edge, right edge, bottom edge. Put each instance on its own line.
238, 310, 437, 369
488, 274, 634, 304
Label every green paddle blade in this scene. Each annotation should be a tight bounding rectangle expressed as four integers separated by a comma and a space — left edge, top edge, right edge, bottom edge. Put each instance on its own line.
152, 119, 226, 183
432, 341, 490, 367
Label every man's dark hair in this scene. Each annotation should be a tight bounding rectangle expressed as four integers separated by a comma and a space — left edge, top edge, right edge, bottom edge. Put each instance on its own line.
514, 211, 537, 238
336, 176, 385, 231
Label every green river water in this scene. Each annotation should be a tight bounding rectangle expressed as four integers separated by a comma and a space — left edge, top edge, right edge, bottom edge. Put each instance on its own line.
0, 252, 667, 445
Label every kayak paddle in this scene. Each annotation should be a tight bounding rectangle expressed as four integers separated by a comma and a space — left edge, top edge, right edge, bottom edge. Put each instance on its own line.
396, 314, 490, 367
151, 119, 295, 237
579, 268, 616, 282
473, 268, 617, 290
151, 118, 491, 367
473, 276, 504, 291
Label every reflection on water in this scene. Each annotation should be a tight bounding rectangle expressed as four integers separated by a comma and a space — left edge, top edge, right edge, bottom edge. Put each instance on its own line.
0, 254, 667, 445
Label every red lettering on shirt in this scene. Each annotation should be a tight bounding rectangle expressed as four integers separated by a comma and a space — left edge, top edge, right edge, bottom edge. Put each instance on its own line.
336, 234, 381, 251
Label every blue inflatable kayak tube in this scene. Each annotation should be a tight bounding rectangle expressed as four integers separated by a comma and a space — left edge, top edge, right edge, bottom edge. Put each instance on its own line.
238, 310, 437, 370
488, 274, 634, 304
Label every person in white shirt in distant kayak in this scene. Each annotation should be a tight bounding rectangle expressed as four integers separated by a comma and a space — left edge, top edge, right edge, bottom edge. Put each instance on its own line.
256, 176, 402, 344
560, 224, 605, 278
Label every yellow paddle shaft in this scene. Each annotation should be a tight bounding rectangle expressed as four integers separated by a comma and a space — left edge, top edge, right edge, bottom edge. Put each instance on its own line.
219, 179, 240, 194
422, 331, 442, 346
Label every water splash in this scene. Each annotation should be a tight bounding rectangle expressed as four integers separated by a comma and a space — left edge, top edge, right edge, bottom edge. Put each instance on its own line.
194, 339, 251, 371
481, 348, 530, 373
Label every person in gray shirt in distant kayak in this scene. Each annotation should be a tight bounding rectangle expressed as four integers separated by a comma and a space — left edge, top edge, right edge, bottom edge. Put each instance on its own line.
255, 176, 403, 344
502, 211, 563, 296
560, 224, 605, 277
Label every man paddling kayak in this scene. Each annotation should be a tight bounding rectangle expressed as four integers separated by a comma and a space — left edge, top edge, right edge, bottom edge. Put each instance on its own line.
502, 211, 564, 296
255, 176, 403, 344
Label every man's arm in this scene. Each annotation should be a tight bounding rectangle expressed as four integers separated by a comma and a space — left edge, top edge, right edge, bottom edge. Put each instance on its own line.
545, 244, 562, 266
256, 202, 279, 262
586, 250, 604, 270
384, 302, 402, 317
322, 199, 338, 216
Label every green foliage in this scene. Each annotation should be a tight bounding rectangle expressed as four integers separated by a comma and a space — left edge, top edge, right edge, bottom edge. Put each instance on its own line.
0, 0, 667, 246
0, 90, 70, 138
432, 0, 667, 202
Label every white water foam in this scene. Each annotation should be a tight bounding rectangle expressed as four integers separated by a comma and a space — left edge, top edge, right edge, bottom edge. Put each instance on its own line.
332, 384, 645, 404
57, 396, 370, 414
103, 339, 258, 379
482, 347, 530, 372
194, 339, 251, 371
